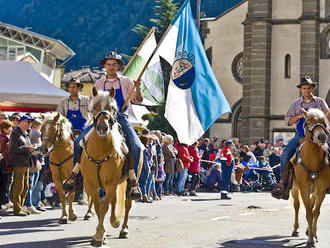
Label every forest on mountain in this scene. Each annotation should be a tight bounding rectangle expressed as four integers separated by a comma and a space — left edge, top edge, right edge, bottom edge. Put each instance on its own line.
0, 0, 242, 70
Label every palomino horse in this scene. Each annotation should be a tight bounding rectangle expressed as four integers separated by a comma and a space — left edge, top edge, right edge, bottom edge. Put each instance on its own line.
81, 87, 134, 246
290, 108, 329, 248
40, 113, 93, 223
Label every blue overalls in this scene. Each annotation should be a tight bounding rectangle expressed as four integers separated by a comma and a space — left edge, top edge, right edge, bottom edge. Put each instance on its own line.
280, 101, 318, 175
66, 99, 87, 133
73, 78, 142, 176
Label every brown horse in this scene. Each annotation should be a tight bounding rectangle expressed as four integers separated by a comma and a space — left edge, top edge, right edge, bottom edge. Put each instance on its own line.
290, 108, 330, 248
40, 112, 93, 223
81, 87, 135, 246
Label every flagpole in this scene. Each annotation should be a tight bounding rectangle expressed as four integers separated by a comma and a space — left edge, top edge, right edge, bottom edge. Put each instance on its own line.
196, 0, 201, 31
122, 26, 156, 75
121, 0, 190, 112
121, 27, 159, 112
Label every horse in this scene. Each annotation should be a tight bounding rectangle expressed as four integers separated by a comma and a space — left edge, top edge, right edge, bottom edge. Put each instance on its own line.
81, 87, 135, 246
40, 112, 94, 223
290, 108, 330, 248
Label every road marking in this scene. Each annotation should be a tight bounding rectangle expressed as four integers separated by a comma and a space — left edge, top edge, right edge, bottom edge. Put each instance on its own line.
238, 212, 255, 216
264, 209, 279, 212
211, 216, 230, 221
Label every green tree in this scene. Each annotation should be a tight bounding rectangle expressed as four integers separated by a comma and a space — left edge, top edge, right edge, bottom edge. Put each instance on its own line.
132, 0, 183, 138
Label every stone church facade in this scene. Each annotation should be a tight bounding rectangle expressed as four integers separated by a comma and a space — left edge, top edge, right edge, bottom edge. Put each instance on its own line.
202, 0, 330, 145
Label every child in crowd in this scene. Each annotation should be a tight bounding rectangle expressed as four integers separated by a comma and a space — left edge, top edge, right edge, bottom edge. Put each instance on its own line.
155, 154, 166, 200
205, 164, 222, 192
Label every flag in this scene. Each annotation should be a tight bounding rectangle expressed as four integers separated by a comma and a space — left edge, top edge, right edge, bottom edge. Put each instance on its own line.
157, 0, 231, 145
123, 28, 165, 105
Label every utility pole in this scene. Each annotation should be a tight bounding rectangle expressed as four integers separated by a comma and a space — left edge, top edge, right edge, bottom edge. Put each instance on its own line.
196, 0, 201, 31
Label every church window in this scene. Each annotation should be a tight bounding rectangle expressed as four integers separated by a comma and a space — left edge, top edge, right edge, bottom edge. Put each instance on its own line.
232, 52, 244, 83
326, 0, 330, 17
320, 25, 330, 59
284, 54, 291, 78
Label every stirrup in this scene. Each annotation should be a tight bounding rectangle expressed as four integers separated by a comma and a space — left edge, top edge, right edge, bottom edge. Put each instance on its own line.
63, 173, 77, 192
127, 179, 141, 200
271, 183, 288, 200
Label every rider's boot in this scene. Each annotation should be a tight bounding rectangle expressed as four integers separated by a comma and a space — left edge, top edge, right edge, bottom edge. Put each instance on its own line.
271, 161, 292, 200
126, 169, 142, 200
63, 162, 81, 192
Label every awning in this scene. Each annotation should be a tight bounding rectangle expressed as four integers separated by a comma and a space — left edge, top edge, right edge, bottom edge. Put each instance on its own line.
0, 61, 68, 112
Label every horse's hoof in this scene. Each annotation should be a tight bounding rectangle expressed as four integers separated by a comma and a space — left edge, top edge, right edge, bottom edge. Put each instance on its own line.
91, 238, 103, 247
306, 241, 315, 248
84, 213, 92, 220
69, 215, 77, 221
119, 228, 128, 239
58, 216, 68, 224
110, 218, 120, 228
292, 231, 299, 237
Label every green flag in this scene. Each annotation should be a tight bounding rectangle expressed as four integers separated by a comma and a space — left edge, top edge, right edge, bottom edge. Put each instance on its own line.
123, 28, 164, 105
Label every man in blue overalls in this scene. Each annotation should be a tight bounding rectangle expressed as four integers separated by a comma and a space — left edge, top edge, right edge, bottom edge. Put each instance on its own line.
58, 78, 90, 196
57, 77, 90, 135
271, 76, 329, 200
68, 51, 144, 200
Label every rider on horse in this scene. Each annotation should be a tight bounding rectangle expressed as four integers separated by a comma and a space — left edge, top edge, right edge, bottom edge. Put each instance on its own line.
66, 51, 143, 200
271, 76, 329, 200
57, 77, 90, 135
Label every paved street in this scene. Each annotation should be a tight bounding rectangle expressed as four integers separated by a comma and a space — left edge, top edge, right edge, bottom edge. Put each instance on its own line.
1, 192, 330, 248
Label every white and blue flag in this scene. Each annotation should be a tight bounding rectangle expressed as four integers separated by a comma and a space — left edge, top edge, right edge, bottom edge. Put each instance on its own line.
157, 0, 231, 145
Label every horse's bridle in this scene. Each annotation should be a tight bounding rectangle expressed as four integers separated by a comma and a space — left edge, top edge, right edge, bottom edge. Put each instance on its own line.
303, 121, 329, 141
93, 110, 117, 129
41, 121, 62, 153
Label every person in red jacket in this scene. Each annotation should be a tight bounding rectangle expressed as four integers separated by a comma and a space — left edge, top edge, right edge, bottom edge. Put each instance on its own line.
188, 141, 202, 196
176, 143, 192, 196
0, 119, 13, 209
219, 140, 235, 200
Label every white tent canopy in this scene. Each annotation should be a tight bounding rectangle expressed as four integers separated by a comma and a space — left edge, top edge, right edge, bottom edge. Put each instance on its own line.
0, 61, 68, 111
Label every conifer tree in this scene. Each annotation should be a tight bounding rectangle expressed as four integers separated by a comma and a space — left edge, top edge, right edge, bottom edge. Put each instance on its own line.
132, 0, 184, 137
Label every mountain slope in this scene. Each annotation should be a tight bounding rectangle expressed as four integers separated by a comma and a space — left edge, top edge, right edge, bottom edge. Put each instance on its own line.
0, 0, 242, 70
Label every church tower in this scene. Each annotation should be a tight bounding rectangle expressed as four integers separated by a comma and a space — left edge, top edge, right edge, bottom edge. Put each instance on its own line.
242, 0, 272, 145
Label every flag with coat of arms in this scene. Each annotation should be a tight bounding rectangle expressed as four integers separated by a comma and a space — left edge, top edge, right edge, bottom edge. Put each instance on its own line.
156, 0, 231, 145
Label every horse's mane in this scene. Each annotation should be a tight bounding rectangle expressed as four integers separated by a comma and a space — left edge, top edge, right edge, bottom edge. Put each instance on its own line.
306, 108, 326, 120
88, 90, 118, 114
42, 112, 73, 141
111, 122, 126, 159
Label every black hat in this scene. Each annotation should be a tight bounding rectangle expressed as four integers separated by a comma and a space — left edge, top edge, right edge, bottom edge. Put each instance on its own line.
296, 76, 316, 88
65, 77, 84, 89
99, 51, 124, 68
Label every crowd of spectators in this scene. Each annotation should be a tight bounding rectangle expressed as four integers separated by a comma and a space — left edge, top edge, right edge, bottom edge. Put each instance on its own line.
135, 128, 284, 203
0, 110, 286, 217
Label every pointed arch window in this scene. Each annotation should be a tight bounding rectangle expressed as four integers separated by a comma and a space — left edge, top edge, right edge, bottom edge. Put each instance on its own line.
285, 54, 291, 78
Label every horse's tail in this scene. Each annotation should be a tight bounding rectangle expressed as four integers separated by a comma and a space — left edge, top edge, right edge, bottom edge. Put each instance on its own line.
116, 179, 127, 218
